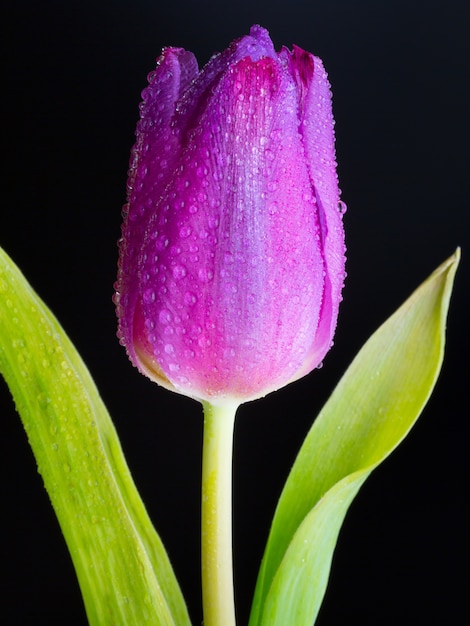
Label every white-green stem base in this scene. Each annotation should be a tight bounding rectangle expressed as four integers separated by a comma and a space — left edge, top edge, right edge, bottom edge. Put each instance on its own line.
201, 401, 238, 626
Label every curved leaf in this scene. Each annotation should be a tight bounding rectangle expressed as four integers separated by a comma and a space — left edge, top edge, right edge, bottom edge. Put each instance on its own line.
0, 246, 191, 626
249, 249, 460, 626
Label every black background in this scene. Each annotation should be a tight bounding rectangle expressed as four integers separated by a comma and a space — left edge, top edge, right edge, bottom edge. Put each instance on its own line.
2, 1, 469, 624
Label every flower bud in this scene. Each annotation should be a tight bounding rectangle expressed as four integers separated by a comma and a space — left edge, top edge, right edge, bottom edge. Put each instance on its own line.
115, 25, 346, 404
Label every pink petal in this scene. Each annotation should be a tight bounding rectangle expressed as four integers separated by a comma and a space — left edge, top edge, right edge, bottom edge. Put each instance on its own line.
283, 45, 346, 376
116, 47, 199, 365
136, 55, 325, 401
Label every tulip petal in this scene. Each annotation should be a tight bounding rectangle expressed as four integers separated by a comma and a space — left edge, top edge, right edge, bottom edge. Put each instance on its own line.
117, 26, 346, 403
136, 55, 326, 402
130, 47, 199, 206
116, 47, 198, 368
177, 26, 276, 111
288, 48, 346, 374
169, 25, 277, 149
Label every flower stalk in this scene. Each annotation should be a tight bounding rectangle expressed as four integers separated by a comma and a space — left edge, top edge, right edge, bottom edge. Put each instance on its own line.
201, 401, 238, 626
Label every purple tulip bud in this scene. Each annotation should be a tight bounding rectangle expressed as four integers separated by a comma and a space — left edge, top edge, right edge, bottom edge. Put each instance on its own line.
115, 25, 346, 404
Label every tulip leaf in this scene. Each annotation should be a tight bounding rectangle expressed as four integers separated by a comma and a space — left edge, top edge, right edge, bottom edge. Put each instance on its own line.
0, 246, 191, 626
249, 249, 460, 626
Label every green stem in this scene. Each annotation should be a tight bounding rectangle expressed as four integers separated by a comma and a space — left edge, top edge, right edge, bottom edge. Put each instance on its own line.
201, 401, 238, 626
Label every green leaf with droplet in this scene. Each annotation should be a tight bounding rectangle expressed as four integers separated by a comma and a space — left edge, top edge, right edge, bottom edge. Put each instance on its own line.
249, 249, 460, 626
0, 246, 191, 626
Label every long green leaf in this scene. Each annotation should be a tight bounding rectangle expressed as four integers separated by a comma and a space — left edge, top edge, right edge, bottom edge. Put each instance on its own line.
0, 246, 191, 626
249, 249, 460, 626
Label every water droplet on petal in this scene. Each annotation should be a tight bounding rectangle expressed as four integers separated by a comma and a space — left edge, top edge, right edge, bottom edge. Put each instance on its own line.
265, 148, 275, 161
179, 226, 192, 238
158, 309, 172, 325
143, 288, 156, 304
184, 291, 198, 306
198, 268, 214, 283
156, 235, 169, 250
172, 264, 187, 279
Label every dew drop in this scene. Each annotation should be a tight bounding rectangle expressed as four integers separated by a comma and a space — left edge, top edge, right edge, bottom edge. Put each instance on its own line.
158, 309, 172, 325
198, 268, 214, 283
264, 148, 275, 161
156, 235, 169, 251
198, 336, 211, 348
184, 291, 198, 306
143, 288, 156, 304
179, 225, 192, 238
172, 264, 187, 280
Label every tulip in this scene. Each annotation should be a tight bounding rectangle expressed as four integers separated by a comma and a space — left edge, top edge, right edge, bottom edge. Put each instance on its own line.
115, 26, 346, 626
115, 24, 346, 405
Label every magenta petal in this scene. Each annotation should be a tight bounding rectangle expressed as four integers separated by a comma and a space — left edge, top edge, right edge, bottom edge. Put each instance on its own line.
283, 46, 346, 376
136, 56, 325, 401
303, 55, 346, 372
116, 47, 198, 365
116, 27, 346, 403
129, 47, 199, 211
172, 25, 276, 137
